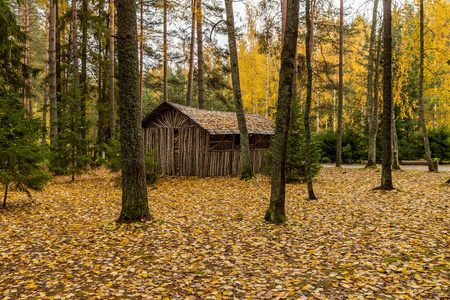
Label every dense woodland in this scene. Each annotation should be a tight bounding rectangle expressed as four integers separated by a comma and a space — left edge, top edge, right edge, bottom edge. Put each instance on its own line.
3, 0, 450, 154
2, 0, 450, 215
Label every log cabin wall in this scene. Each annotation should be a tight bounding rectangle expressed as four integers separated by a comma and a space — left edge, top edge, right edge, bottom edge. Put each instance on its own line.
143, 106, 270, 177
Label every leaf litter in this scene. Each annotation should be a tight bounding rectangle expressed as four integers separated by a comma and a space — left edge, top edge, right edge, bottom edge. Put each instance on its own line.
0, 168, 449, 299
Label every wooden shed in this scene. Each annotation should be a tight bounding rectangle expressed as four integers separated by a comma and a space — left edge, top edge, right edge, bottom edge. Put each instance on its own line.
142, 102, 274, 177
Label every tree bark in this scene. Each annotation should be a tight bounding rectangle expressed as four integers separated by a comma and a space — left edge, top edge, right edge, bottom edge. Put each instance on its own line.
163, 0, 168, 102
365, 0, 379, 168
381, 0, 394, 190
42, 15, 49, 146
3, 184, 8, 208
49, 0, 57, 144
23, 0, 30, 116
305, 0, 317, 200
139, 0, 144, 112
197, 0, 205, 109
110, 0, 115, 140
264, 0, 300, 224
418, 0, 435, 172
224, 0, 253, 180
81, 0, 88, 141
72, 0, 79, 86
116, 0, 152, 222
336, 0, 344, 167
186, 0, 195, 106
391, 99, 401, 170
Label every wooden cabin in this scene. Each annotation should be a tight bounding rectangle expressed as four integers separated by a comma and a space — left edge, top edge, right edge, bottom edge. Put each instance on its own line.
142, 102, 274, 177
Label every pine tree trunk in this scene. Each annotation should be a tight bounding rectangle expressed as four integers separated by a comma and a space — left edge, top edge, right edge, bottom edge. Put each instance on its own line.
224, 0, 253, 180
72, 0, 79, 86
265, 0, 300, 224
381, 0, 394, 190
42, 17, 49, 146
163, 0, 168, 102
81, 0, 88, 141
3, 183, 8, 208
197, 0, 205, 109
139, 0, 144, 112
305, 0, 317, 200
186, 0, 195, 106
365, 0, 379, 169
23, 0, 30, 116
49, 0, 57, 144
336, 0, 344, 167
419, 0, 435, 172
110, 0, 115, 140
116, 0, 152, 222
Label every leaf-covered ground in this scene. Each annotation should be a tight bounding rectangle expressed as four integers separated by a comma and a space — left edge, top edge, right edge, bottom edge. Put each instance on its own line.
1, 168, 449, 299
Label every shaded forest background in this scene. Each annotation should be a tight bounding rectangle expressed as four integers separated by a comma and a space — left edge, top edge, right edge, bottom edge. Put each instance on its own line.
6, 0, 450, 164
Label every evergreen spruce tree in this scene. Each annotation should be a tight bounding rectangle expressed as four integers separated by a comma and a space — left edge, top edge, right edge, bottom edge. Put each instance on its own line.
0, 0, 51, 207
0, 92, 52, 207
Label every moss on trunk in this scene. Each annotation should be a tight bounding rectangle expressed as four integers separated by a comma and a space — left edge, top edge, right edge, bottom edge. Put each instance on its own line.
116, 0, 152, 222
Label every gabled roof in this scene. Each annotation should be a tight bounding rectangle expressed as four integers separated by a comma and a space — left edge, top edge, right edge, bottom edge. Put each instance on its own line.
142, 102, 274, 135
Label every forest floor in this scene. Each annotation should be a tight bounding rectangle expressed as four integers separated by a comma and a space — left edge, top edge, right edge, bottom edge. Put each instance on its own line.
0, 168, 449, 300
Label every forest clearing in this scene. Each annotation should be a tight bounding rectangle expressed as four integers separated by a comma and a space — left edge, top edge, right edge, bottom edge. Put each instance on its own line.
1, 168, 449, 299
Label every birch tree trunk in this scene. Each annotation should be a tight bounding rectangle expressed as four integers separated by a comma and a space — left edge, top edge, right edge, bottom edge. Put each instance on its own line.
224, 0, 253, 179
265, 0, 300, 224
381, 0, 394, 190
419, 0, 435, 172
116, 0, 152, 222
391, 100, 401, 170
365, 0, 379, 168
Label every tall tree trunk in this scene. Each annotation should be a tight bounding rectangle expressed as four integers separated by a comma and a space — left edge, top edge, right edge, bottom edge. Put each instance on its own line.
333, 89, 336, 131
72, 0, 79, 86
42, 16, 49, 146
116, 0, 152, 222
419, 0, 435, 172
264, 0, 300, 224
23, 0, 30, 116
305, 0, 317, 200
110, 0, 115, 140
196, 0, 205, 109
56, 0, 62, 132
81, 0, 88, 141
224, 0, 253, 180
186, 0, 195, 106
381, 0, 394, 190
391, 101, 401, 170
49, 0, 57, 144
365, 0, 379, 168
265, 53, 269, 117
139, 0, 144, 112
163, 0, 168, 102
372, 23, 383, 156
336, 0, 344, 167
